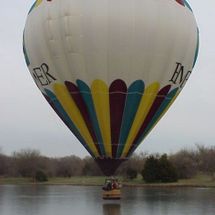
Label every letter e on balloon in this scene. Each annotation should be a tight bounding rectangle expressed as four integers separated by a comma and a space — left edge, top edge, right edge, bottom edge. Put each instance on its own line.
32, 63, 56, 87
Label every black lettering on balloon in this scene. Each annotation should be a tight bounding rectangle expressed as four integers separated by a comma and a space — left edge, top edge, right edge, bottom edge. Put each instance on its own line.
169, 62, 192, 88
41, 63, 56, 83
33, 63, 56, 86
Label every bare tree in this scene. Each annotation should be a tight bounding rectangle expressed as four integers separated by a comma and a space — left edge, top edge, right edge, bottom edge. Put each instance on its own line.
12, 149, 44, 179
56, 155, 84, 177
170, 149, 198, 179
196, 145, 215, 179
82, 156, 102, 176
117, 152, 147, 176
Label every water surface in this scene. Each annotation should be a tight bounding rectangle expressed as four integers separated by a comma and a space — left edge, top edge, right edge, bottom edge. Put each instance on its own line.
0, 185, 215, 215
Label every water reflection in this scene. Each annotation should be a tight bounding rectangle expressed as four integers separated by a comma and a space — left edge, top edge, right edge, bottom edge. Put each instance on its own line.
0, 186, 215, 215
122, 187, 215, 215
103, 203, 121, 215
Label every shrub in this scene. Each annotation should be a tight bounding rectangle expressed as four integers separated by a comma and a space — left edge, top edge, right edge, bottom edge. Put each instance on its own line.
141, 155, 160, 183
126, 168, 138, 180
158, 154, 178, 182
35, 170, 48, 182
141, 154, 178, 183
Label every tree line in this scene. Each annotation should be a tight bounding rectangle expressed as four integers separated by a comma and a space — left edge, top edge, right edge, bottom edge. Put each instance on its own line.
0, 145, 215, 182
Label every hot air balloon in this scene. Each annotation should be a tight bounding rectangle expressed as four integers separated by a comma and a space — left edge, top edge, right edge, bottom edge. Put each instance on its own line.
23, 0, 199, 178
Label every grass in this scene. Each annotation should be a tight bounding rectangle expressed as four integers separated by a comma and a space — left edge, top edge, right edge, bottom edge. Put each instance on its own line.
0, 177, 35, 185
0, 176, 105, 186
123, 174, 215, 188
0, 174, 215, 188
43, 176, 106, 186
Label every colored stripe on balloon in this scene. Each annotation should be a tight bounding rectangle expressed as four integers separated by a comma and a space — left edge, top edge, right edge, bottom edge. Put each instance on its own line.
65, 81, 102, 156
121, 82, 160, 157
23, 33, 30, 66
28, 0, 43, 14
109, 79, 127, 158
193, 28, 199, 68
127, 87, 178, 157
53, 83, 99, 157
116, 80, 145, 158
125, 85, 171, 157
175, 0, 185, 6
91, 80, 112, 157
76, 80, 105, 156
43, 89, 94, 157
142, 88, 179, 139
184, 0, 193, 12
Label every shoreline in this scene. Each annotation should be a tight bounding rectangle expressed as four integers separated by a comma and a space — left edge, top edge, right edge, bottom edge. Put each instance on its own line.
0, 175, 215, 188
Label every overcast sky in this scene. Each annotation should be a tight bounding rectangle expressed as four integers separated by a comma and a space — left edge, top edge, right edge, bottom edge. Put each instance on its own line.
0, 1, 214, 157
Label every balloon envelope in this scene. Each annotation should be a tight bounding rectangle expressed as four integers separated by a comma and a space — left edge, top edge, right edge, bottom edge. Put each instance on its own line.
23, 0, 199, 176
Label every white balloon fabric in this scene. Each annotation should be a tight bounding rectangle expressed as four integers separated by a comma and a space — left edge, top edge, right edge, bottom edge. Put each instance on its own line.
23, 0, 199, 175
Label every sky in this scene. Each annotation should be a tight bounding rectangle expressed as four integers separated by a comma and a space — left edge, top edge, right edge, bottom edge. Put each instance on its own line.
0, 1, 214, 157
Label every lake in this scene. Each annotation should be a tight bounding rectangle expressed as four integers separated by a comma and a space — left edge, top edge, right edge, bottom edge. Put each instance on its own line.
0, 185, 215, 215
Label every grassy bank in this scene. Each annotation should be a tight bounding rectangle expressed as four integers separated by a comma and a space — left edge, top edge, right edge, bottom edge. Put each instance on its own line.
122, 174, 215, 188
0, 174, 215, 188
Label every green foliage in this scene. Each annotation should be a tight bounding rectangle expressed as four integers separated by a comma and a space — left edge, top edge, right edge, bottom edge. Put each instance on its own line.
35, 170, 48, 182
141, 156, 160, 183
141, 154, 178, 183
158, 154, 178, 182
126, 168, 138, 180
0, 154, 8, 176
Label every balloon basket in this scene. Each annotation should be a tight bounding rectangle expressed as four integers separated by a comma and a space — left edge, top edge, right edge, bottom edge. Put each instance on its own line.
103, 188, 121, 200
102, 178, 121, 200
